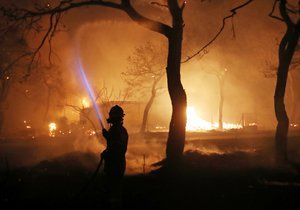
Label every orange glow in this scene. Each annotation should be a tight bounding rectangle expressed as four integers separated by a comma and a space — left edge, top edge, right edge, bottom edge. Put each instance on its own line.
186, 106, 242, 131
48, 122, 57, 137
81, 97, 90, 108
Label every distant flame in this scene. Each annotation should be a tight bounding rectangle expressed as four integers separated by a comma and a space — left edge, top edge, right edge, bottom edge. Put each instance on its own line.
186, 106, 242, 131
86, 129, 96, 136
291, 123, 298, 128
48, 122, 57, 137
81, 97, 90, 108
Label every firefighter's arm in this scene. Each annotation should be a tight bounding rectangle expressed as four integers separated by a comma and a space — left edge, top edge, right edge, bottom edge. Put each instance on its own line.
102, 128, 110, 140
101, 149, 108, 159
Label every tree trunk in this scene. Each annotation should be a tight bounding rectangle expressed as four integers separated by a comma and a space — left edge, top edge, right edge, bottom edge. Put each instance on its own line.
287, 72, 296, 124
218, 78, 224, 130
0, 110, 4, 136
140, 94, 155, 133
165, 12, 187, 164
274, 88, 289, 163
274, 23, 299, 163
140, 79, 158, 133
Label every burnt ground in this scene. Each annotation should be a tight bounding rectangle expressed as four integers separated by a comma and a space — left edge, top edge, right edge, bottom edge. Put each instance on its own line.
1, 131, 300, 209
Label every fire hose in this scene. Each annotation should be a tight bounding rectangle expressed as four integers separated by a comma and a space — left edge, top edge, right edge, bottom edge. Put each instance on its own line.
73, 152, 105, 198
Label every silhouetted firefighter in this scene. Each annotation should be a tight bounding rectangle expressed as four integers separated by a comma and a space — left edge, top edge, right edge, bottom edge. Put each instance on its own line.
102, 105, 128, 208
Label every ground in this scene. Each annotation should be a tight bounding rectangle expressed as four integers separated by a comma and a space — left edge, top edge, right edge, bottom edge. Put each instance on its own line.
1, 130, 300, 209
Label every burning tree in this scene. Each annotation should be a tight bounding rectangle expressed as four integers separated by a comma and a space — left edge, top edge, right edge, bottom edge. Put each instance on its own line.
269, 0, 299, 163
123, 42, 165, 133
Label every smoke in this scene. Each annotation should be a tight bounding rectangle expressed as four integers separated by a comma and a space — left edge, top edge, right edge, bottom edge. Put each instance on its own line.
2, 0, 300, 134
1, 0, 300, 177
72, 134, 105, 153
3, 131, 300, 176
68, 133, 278, 174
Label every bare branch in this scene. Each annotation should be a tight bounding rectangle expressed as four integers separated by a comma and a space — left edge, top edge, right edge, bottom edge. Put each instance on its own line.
150, 1, 168, 8
279, 0, 295, 27
27, 13, 55, 72
1, 0, 171, 37
1, 0, 173, 76
269, 0, 285, 22
182, 0, 254, 63
48, 13, 62, 65
122, 0, 172, 37
65, 103, 102, 139
1, 1, 122, 20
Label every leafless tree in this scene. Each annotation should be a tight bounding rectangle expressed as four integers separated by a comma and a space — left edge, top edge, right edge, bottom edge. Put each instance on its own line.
204, 68, 228, 130
269, 0, 299, 163
123, 42, 165, 133
66, 102, 102, 140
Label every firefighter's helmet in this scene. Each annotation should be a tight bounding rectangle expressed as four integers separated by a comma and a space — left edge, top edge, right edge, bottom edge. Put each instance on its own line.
107, 105, 125, 123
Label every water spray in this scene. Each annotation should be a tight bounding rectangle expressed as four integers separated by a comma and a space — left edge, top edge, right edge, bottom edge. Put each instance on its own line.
74, 58, 106, 198
76, 59, 104, 129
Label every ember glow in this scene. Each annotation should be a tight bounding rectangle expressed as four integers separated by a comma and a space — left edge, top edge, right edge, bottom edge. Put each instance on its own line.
23, 120, 32, 129
86, 129, 96, 136
186, 106, 242, 131
48, 122, 57, 137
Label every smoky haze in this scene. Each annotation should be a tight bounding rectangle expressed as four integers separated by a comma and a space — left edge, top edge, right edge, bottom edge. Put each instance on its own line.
1, 0, 299, 136
1, 0, 299, 171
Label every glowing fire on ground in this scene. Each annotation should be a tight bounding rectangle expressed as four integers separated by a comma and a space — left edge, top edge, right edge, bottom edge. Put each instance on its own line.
48, 122, 57, 137
186, 106, 242, 131
81, 97, 90, 108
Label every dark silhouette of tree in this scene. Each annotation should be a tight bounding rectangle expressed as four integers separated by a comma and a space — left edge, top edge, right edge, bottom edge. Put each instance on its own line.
262, 44, 299, 126
204, 68, 228, 130
269, 0, 299, 163
122, 42, 165, 133
217, 69, 227, 130
0, 0, 255, 164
